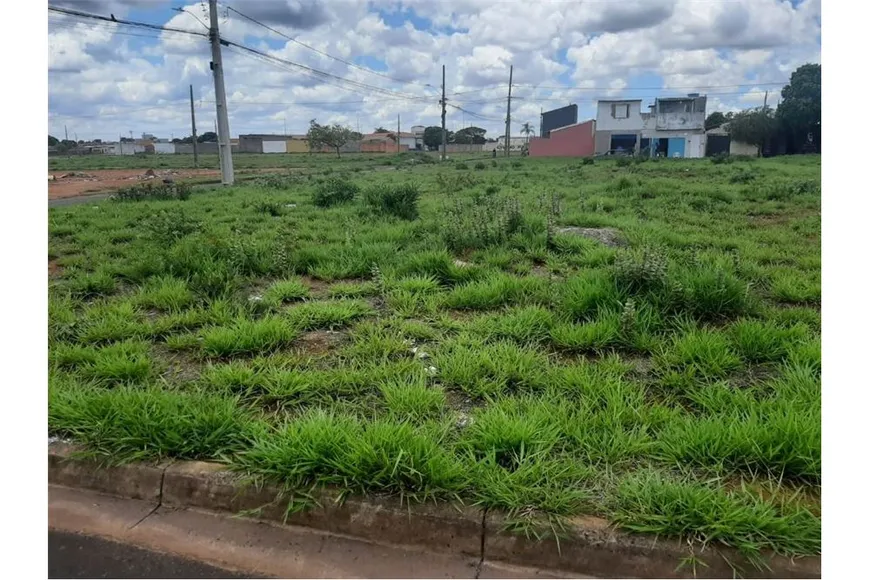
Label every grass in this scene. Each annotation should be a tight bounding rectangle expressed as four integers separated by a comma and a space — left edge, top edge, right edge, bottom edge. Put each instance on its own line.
48, 154, 820, 559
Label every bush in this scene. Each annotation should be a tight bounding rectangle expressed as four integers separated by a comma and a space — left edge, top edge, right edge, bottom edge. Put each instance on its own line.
474, 161, 486, 170
615, 156, 633, 168
710, 152, 733, 165
581, 157, 594, 166
312, 177, 359, 207
443, 195, 526, 252
363, 183, 420, 220
455, 162, 468, 170
142, 210, 200, 244
112, 182, 192, 202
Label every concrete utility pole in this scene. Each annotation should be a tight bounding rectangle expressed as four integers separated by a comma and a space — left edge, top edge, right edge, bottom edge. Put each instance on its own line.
189, 84, 199, 168
440, 65, 447, 161
397, 114, 401, 154
64, 126, 68, 141
763, 90, 769, 109
505, 64, 513, 157
208, 0, 234, 185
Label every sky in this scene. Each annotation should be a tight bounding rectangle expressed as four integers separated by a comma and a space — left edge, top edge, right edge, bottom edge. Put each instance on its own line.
47, 0, 821, 142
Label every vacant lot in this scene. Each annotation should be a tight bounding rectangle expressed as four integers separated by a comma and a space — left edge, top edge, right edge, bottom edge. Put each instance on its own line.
48, 153, 821, 564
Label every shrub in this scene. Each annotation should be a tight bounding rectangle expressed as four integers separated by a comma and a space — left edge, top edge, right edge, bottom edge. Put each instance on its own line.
312, 177, 359, 207
680, 268, 751, 320
443, 195, 527, 252
613, 249, 671, 294
455, 162, 469, 170
363, 182, 420, 220
141, 210, 200, 244
581, 157, 594, 166
615, 156, 633, 168
474, 161, 486, 170
112, 182, 191, 202
710, 152, 733, 165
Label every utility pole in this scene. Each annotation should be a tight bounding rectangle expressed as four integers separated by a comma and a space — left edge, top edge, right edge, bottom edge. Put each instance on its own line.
208, 0, 234, 185
440, 64, 447, 161
397, 114, 401, 154
64, 126, 68, 141
189, 84, 199, 168
763, 90, 769, 109
505, 64, 513, 157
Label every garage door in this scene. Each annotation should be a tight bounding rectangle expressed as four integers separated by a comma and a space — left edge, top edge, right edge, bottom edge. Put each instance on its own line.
262, 140, 286, 154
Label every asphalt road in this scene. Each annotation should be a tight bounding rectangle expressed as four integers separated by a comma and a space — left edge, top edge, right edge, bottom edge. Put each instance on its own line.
48, 530, 257, 579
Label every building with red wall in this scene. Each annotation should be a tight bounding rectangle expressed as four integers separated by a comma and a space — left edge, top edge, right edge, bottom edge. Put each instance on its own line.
528, 120, 595, 157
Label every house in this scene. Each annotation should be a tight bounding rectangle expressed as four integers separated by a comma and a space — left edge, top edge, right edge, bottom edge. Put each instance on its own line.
152, 139, 176, 154
705, 124, 759, 157
641, 94, 707, 158
360, 132, 413, 153
594, 99, 644, 155
528, 120, 595, 157
496, 135, 527, 153
593, 94, 708, 158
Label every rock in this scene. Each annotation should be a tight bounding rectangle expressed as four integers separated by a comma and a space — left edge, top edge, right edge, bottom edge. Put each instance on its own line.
144, 169, 156, 177
555, 226, 625, 248
162, 177, 174, 184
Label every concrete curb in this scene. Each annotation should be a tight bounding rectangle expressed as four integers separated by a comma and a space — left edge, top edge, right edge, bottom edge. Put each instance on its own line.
48, 443, 820, 579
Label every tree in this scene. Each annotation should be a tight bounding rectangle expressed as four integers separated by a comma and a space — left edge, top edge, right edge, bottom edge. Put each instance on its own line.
423, 126, 453, 151
519, 122, 534, 144
776, 63, 821, 153
727, 107, 778, 156
705, 112, 727, 131
197, 131, 218, 143
307, 119, 354, 158
48, 135, 59, 147
453, 126, 487, 145
373, 127, 389, 133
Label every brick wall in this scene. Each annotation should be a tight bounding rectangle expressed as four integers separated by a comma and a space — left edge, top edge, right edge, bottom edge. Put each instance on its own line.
528, 120, 595, 157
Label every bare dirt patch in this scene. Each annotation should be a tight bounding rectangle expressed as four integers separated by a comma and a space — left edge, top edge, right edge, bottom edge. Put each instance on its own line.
295, 330, 347, 356
49, 258, 62, 278
48, 169, 225, 200
556, 227, 625, 247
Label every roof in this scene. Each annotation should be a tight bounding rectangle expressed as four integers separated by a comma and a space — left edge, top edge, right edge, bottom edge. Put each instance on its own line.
657, 96, 706, 102
549, 119, 595, 133
598, 99, 642, 103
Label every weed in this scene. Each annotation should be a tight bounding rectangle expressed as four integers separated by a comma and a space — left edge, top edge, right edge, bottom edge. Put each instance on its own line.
201, 317, 299, 357
363, 182, 420, 220
313, 177, 359, 207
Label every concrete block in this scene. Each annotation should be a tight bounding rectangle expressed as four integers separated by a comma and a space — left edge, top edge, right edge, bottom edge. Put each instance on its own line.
48, 442, 164, 502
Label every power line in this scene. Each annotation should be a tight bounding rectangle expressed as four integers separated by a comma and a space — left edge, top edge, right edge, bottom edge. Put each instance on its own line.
222, 40, 434, 103
47, 4, 207, 38
222, 3, 438, 93
449, 81, 787, 97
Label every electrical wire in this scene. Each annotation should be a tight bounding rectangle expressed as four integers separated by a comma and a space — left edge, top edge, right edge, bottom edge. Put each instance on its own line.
221, 4, 439, 92
47, 4, 207, 37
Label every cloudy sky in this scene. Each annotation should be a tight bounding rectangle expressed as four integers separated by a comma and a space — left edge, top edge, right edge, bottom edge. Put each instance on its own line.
47, 0, 821, 142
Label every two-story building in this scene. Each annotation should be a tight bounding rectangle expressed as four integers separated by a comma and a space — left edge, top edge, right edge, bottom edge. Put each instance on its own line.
594, 94, 708, 158
642, 94, 707, 158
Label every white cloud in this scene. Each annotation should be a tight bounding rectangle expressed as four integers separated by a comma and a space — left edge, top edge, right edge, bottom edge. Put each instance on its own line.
48, 0, 821, 141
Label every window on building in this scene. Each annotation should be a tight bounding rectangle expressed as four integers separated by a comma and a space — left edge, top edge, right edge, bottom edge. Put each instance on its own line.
611, 103, 630, 119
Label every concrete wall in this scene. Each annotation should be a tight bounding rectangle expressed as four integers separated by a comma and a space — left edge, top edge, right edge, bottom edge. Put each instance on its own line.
173, 142, 239, 155
653, 97, 706, 131
238, 136, 262, 153
528, 120, 595, 157
262, 140, 287, 154
596, 101, 644, 132
286, 139, 309, 153
440, 143, 485, 153
361, 141, 409, 153
154, 142, 176, 154
730, 140, 758, 156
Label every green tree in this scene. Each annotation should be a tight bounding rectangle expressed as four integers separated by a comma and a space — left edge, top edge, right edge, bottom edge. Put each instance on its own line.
519, 122, 534, 144
373, 127, 389, 133
423, 126, 453, 150
307, 119, 354, 158
453, 126, 487, 144
727, 107, 778, 156
705, 112, 727, 131
776, 63, 821, 152
48, 135, 59, 147
197, 131, 218, 143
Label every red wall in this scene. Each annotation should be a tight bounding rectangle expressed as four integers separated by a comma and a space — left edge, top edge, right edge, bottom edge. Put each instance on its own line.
361, 141, 409, 153
528, 120, 595, 157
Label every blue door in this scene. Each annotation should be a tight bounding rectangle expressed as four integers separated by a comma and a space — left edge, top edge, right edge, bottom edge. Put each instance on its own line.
668, 138, 685, 158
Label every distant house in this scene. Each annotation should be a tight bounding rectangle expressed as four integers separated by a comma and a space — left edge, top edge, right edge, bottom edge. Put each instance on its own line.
360, 132, 414, 153
528, 120, 595, 157
705, 123, 760, 157
496, 135, 527, 153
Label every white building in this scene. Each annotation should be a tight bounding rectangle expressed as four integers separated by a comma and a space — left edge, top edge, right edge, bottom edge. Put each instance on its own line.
594, 95, 707, 158
153, 140, 176, 154
496, 135, 527, 152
